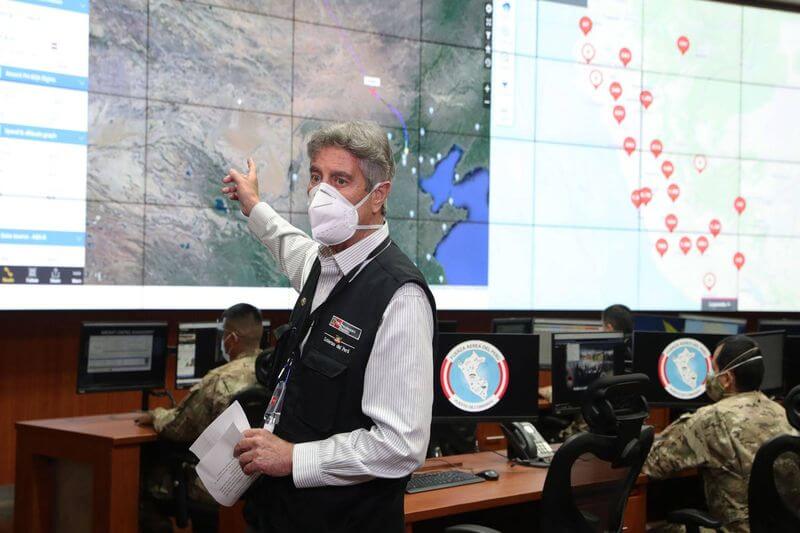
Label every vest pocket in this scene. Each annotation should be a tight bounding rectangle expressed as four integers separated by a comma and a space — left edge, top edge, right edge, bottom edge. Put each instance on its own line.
297, 348, 348, 434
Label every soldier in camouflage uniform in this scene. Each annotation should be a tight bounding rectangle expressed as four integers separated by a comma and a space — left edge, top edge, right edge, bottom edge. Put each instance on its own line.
135, 303, 265, 441
643, 335, 800, 533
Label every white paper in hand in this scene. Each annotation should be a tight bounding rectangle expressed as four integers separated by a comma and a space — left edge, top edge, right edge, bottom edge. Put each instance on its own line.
190, 400, 250, 459
195, 423, 259, 507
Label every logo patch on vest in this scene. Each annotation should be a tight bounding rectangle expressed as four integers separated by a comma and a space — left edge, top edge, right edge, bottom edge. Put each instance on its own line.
329, 315, 362, 341
323, 332, 355, 354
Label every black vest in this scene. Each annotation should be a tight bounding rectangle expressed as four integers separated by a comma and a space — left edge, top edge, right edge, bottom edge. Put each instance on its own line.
257, 239, 437, 533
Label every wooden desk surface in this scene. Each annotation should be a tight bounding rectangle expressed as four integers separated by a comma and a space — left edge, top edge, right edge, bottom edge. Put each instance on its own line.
405, 451, 647, 524
15, 413, 157, 446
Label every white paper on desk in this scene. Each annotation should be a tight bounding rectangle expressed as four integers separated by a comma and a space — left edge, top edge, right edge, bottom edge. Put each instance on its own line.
190, 400, 250, 459
195, 423, 260, 507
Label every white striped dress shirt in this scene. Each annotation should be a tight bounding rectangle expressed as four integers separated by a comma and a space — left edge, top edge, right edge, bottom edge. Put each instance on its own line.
247, 201, 434, 488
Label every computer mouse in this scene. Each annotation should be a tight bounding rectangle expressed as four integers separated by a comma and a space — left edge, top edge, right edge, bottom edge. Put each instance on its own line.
476, 469, 499, 481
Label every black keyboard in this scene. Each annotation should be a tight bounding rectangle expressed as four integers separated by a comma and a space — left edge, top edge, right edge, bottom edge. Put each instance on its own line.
405, 470, 485, 494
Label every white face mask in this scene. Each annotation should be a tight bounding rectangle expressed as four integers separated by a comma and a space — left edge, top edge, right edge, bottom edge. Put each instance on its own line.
219, 335, 230, 362
307, 182, 385, 246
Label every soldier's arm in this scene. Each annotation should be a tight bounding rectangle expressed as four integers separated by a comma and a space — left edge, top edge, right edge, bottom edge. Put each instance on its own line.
152, 375, 222, 442
643, 413, 707, 479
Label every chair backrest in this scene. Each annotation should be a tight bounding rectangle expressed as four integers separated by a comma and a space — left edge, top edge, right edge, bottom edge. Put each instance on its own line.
231, 384, 270, 428
541, 374, 654, 533
748, 384, 800, 533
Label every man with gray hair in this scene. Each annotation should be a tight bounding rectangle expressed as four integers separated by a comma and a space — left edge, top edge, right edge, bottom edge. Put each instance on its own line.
221, 120, 437, 532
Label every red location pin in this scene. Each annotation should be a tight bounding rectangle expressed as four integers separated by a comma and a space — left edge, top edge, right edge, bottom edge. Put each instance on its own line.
610, 82, 622, 101
613, 105, 626, 124
590, 69, 603, 89
697, 236, 709, 255
656, 238, 668, 257
661, 160, 674, 179
619, 47, 632, 67
734, 196, 746, 215
677, 36, 690, 55
580, 16, 593, 36
694, 154, 707, 174
665, 214, 678, 232
734, 252, 745, 271
679, 236, 692, 255
667, 183, 680, 202
703, 272, 716, 291
640, 187, 653, 206
650, 139, 663, 158
631, 189, 642, 208
709, 219, 721, 237
582, 43, 595, 63
623, 137, 636, 156
640, 90, 653, 109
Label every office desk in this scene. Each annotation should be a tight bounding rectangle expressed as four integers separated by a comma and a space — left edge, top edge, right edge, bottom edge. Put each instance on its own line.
404, 451, 648, 532
14, 413, 156, 533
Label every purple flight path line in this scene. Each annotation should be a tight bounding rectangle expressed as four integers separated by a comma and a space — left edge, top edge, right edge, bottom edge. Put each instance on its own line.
320, 0, 410, 155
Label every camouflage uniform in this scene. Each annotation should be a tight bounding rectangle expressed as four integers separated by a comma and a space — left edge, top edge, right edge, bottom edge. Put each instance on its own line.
643, 391, 800, 533
151, 350, 260, 442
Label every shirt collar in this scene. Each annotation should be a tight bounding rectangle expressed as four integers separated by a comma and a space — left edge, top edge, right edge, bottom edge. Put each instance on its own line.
318, 223, 390, 276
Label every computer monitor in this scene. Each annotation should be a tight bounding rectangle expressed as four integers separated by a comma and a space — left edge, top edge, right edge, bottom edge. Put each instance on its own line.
491, 317, 534, 334
551, 332, 628, 415
758, 319, 800, 336
533, 318, 604, 368
77, 322, 168, 393
632, 331, 727, 408
432, 332, 539, 422
176, 319, 271, 388
680, 314, 747, 335
438, 319, 458, 333
633, 314, 685, 333
749, 330, 785, 397
176, 322, 224, 389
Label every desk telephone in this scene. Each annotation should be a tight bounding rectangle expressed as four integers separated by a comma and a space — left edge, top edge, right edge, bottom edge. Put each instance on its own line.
501, 422, 554, 467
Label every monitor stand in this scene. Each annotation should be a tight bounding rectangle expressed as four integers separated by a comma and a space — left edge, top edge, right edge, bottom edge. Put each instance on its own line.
141, 388, 175, 411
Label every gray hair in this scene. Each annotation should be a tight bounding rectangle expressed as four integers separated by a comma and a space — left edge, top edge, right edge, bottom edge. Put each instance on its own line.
307, 121, 395, 190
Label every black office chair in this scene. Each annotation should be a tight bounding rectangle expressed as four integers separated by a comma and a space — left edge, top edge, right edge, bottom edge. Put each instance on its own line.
748, 384, 800, 532
446, 374, 654, 533
538, 374, 654, 533
231, 383, 270, 428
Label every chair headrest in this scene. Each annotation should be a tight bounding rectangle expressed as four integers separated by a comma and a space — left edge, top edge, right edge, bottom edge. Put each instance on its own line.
582, 373, 650, 439
786, 384, 800, 431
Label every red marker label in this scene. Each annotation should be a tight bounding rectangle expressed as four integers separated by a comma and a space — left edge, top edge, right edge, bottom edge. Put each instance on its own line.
619, 47, 632, 67
661, 160, 674, 179
665, 214, 678, 233
650, 139, 663, 158
677, 36, 690, 55
624, 137, 636, 156
631, 189, 642, 208
640, 90, 653, 109
697, 236, 709, 255
679, 236, 692, 255
734, 196, 746, 215
709, 219, 721, 237
580, 16, 593, 35
613, 105, 626, 124
656, 238, 668, 257
610, 81, 622, 101
703, 272, 716, 291
590, 69, 603, 89
640, 187, 653, 206
667, 183, 680, 202
694, 154, 707, 174
734, 252, 745, 271
582, 43, 595, 63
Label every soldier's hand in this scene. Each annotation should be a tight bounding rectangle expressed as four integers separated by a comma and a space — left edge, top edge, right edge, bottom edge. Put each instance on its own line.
221, 158, 260, 216
135, 412, 154, 426
234, 429, 293, 477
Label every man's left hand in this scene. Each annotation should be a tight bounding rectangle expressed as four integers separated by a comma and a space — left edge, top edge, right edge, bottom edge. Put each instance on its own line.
234, 429, 294, 477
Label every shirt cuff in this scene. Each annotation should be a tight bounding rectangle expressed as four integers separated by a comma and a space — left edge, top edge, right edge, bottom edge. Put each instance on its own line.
246, 202, 279, 236
150, 407, 173, 433
292, 441, 326, 488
